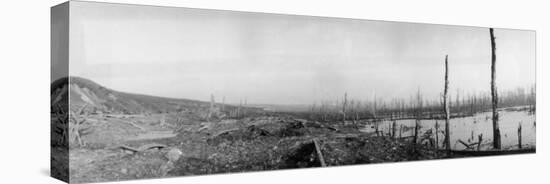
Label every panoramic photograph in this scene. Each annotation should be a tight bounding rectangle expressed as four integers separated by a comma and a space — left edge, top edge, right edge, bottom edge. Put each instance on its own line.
51, 1, 535, 183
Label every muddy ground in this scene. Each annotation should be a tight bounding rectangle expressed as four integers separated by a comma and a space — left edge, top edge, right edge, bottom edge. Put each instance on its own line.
65, 114, 463, 183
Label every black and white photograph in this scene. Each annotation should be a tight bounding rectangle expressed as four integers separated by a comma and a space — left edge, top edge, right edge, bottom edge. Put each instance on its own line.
48, 1, 538, 183
2, 0, 549, 184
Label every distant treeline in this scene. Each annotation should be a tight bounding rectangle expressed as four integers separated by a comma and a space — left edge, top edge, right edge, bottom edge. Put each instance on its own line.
290, 85, 535, 122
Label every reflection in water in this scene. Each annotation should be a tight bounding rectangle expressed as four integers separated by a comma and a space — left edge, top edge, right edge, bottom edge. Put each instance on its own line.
361, 108, 535, 150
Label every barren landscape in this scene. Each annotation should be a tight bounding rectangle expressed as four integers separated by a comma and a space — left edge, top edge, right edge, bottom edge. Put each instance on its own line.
52, 75, 535, 183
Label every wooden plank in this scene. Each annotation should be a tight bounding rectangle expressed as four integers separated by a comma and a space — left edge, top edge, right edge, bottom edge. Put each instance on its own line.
312, 138, 327, 167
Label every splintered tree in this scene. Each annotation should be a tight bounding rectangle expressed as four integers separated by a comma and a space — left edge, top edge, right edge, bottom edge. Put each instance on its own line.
207, 94, 215, 122
518, 122, 522, 149
349, 100, 355, 123
530, 85, 536, 114
372, 92, 379, 136
221, 96, 226, 112
354, 101, 361, 125
243, 97, 248, 117
237, 99, 242, 118
392, 120, 397, 139
413, 88, 422, 145
310, 102, 317, 120
69, 104, 93, 147
434, 120, 439, 150
443, 55, 451, 150
342, 92, 348, 125
455, 89, 460, 114
490, 28, 502, 149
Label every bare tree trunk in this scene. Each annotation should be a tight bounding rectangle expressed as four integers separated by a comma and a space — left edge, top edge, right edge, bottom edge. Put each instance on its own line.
490, 28, 502, 149
342, 92, 347, 125
322, 101, 328, 122
456, 89, 460, 116
518, 122, 522, 149
350, 100, 355, 125
207, 94, 215, 122
399, 124, 403, 138
237, 99, 242, 118
435, 120, 439, 150
413, 120, 420, 145
243, 97, 248, 117
221, 96, 225, 112
70, 104, 88, 148
477, 134, 483, 151
375, 122, 380, 137
373, 92, 378, 136
443, 55, 451, 150
392, 120, 397, 139
413, 89, 423, 147
388, 123, 392, 137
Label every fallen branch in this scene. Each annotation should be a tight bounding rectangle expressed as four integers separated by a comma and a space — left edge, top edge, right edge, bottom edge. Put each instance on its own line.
117, 143, 167, 154
457, 140, 480, 150
312, 138, 327, 167
297, 119, 327, 167
125, 120, 146, 131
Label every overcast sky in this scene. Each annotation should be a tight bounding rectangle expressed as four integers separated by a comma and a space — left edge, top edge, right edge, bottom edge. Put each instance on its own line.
68, 1, 535, 105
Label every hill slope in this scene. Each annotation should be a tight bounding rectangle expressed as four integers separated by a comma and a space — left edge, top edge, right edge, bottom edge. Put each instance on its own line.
51, 76, 253, 114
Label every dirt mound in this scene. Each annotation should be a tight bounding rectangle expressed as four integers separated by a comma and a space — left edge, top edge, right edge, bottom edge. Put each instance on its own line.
272, 121, 308, 137
207, 125, 273, 145
206, 119, 315, 146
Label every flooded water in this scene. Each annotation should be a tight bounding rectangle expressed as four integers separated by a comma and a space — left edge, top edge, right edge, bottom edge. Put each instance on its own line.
360, 108, 535, 150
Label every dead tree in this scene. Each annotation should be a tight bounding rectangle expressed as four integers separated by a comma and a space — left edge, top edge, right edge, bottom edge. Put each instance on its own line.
529, 85, 536, 114
207, 94, 215, 121
372, 92, 379, 136
221, 96, 226, 112
354, 101, 361, 126
237, 99, 242, 118
342, 92, 348, 125
320, 101, 328, 122
490, 28, 502, 149
443, 55, 451, 150
350, 100, 355, 124
413, 88, 423, 145
69, 104, 92, 147
455, 89, 461, 115
518, 122, 522, 149
413, 120, 419, 144
243, 97, 248, 116
435, 121, 439, 150
392, 120, 397, 139
477, 134, 483, 151
399, 124, 403, 138
52, 104, 69, 147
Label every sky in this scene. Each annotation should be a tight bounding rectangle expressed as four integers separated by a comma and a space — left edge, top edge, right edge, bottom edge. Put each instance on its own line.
68, 1, 535, 105
51, 2, 69, 82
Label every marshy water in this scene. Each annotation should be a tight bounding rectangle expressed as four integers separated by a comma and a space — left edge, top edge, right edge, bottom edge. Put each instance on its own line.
361, 107, 535, 150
